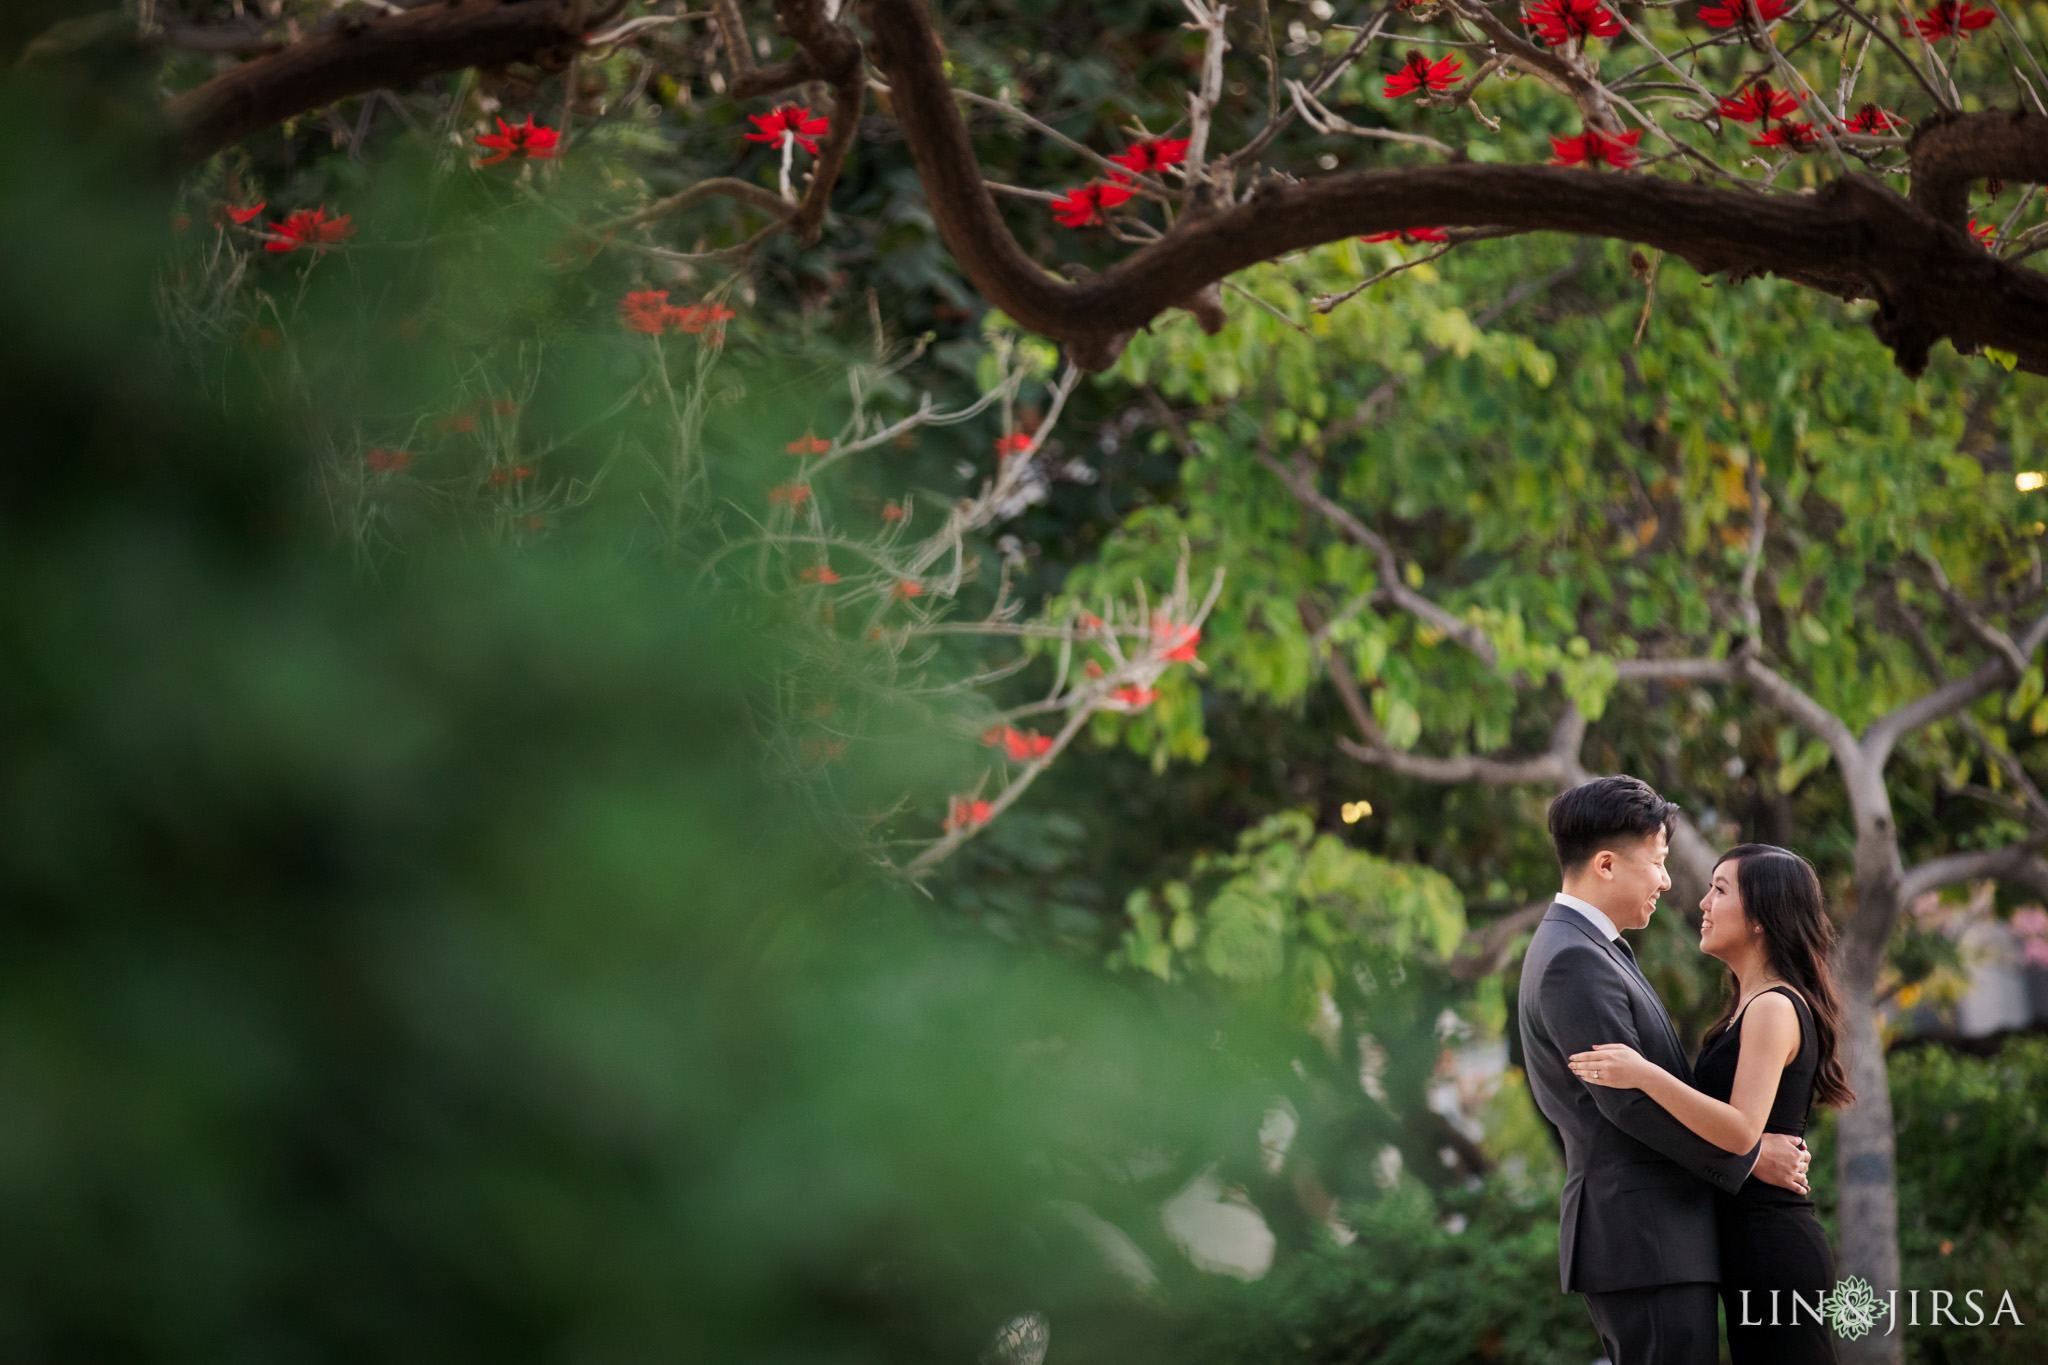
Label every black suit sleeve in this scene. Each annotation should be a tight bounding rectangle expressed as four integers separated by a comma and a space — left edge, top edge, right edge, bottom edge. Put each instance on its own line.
1539, 942, 1761, 1187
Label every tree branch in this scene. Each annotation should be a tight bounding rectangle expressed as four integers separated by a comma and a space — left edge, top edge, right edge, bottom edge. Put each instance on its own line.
165, 0, 607, 169
1448, 900, 1550, 982
1898, 841, 2048, 906
1612, 657, 1738, 682
775, 0, 866, 244
1332, 691, 1588, 787
1263, 452, 1498, 667
600, 177, 797, 232
858, 0, 2048, 376
1907, 107, 2048, 226
1917, 549, 2030, 677
1862, 605, 2048, 768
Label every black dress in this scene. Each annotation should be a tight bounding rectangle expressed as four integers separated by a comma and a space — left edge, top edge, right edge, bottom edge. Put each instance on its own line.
1692, 985, 1837, 1365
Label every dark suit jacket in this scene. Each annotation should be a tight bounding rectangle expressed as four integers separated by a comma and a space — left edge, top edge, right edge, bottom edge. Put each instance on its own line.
1517, 901, 1761, 1293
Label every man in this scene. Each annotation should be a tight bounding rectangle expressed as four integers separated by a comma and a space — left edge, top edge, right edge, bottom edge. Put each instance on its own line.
1518, 776, 1812, 1365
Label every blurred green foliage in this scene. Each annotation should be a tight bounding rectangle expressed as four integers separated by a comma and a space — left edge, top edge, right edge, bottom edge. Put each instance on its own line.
1112, 811, 1463, 993
1189, 1179, 1599, 1365
1805, 1035, 2048, 1364
0, 81, 1313, 1364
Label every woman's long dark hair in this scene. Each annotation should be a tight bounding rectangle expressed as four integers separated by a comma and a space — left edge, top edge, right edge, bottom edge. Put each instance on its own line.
1699, 843, 1856, 1108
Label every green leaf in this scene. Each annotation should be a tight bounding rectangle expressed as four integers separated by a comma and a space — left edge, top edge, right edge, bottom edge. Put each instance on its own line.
2007, 665, 2043, 722
1776, 737, 1831, 793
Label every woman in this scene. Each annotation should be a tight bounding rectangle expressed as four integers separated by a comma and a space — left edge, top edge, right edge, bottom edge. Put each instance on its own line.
1568, 844, 1855, 1365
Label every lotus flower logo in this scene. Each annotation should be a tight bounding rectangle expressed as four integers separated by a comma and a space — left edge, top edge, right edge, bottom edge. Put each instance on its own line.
1828, 1275, 1884, 1340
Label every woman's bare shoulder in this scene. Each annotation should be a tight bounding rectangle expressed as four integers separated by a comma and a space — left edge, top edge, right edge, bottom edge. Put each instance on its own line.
1738, 990, 1802, 1062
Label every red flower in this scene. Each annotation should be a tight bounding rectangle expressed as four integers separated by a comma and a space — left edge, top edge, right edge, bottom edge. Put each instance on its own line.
266, 206, 353, 254
1750, 121, 1820, 150
669, 301, 737, 337
746, 104, 830, 156
621, 292, 736, 338
621, 289, 671, 334
1716, 81, 1799, 123
489, 397, 518, 418
1522, 0, 1621, 45
800, 564, 841, 583
1083, 660, 1105, 678
881, 501, 906, 522
1112, 684, 1158, 708
366, 448, 412, 474
488, 464, 533, 487
943, 795, 994, 833
1079, 613, 1103, 630
892, 579, 924, 599
1051, 182, 1135, 228
1905, 1, 1993, 38
1108, 137, 1192, 174
1549, 128, 1642, 169
1157, 623, 1201, 663
1383, 51, 1464, 98
1968, 218, 1997, 247
1699, 0, 1792, 25
1005, 728, 1055, 761
994, 432, 1033, 459
1361, 227, 1451, 243
1846, 103, 1908, 133
982, 726, 1054, 761
522, 516, 545, 533
436, 411, 478, 435
787, 434, 831, 455
475, 115, 561, 166
226, 201, 266, 226
769, 482, 813, 507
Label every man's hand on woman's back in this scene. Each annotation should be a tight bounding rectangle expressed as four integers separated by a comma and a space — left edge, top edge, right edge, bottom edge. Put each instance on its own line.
1752, 1132, 1811, 1194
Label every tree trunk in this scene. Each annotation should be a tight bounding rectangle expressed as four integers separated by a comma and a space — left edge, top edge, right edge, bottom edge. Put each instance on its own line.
1833, 824, 1906, 1365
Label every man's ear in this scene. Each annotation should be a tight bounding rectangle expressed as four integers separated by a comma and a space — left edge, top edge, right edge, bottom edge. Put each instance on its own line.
1590, 849, 1617, 881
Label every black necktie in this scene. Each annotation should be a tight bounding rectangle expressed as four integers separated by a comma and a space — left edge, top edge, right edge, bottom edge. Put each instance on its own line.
1611, 933, 1652, 989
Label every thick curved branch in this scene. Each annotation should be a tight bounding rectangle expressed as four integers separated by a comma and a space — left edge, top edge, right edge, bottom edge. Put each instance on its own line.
1612, 657, 1738, 682
1334, 699, 1589, 786
1449, 900, 1548, 982
1898, 842, 2048, 907
165, 0, 601, 169
1907, 108, 2048, 227
1862, 606, 2048, 768
1737, 655, 1866, 776
860, 0, 2048, 376
712, 0, 758, 82
158, 22, 284, 57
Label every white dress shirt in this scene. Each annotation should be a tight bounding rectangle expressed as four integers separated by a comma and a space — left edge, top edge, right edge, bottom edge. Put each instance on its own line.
1555, 891, 1621, 940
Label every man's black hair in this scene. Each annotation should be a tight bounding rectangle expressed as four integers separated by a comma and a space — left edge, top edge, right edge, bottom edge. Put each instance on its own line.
1547, 775, 1680, 872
